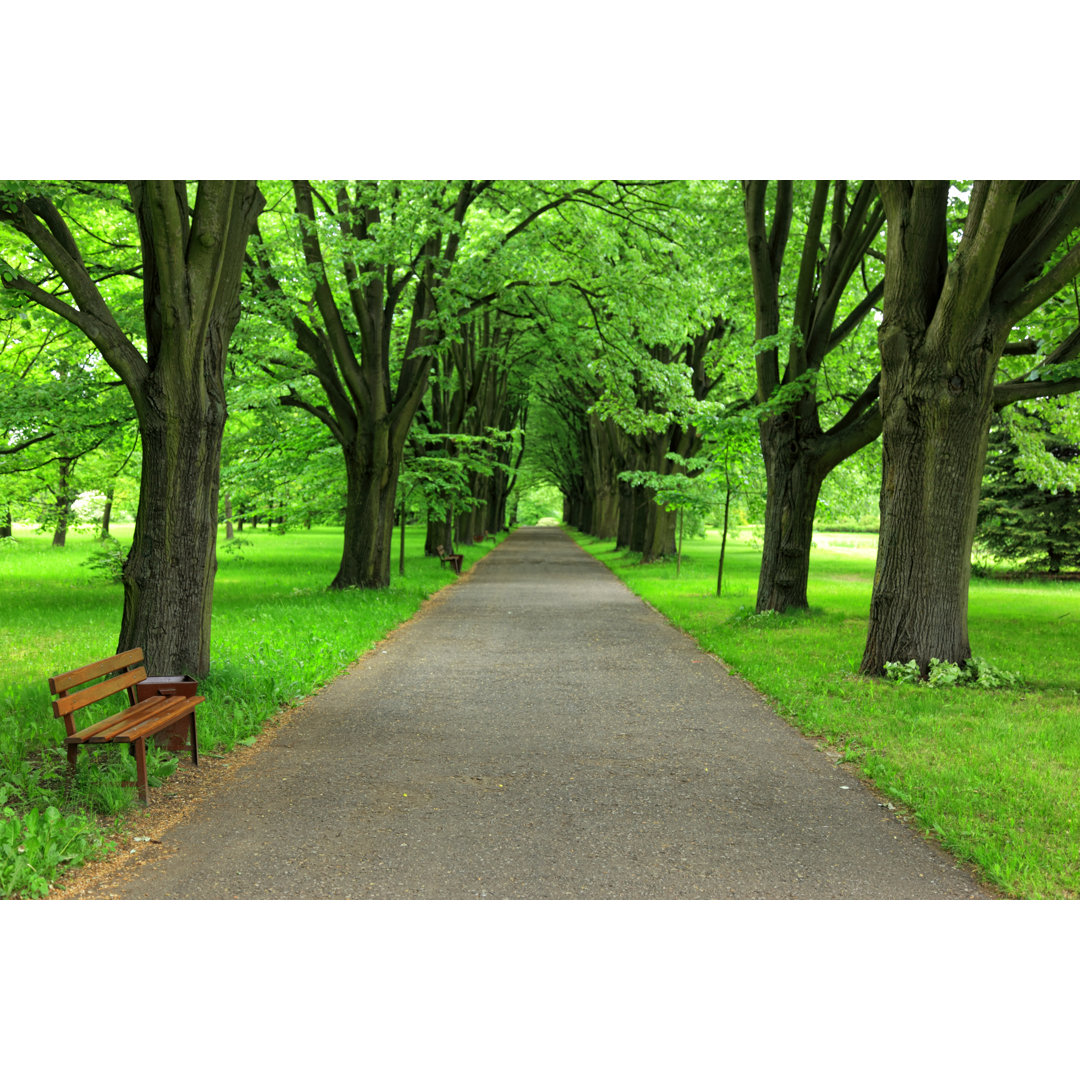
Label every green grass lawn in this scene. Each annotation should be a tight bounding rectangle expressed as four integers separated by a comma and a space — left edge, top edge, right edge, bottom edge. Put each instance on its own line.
572, 527, 1080, 900
0, 523, 500, 896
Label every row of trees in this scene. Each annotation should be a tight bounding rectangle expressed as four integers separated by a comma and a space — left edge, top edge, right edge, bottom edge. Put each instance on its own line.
3, 180, 1079, 682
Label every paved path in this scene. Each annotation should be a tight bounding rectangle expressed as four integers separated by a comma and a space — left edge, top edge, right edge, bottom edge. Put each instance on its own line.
68, 527, 991, 899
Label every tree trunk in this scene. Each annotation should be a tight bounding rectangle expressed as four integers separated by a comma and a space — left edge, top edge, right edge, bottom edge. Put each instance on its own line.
332, 431, 400, 589
486, 472, 508, 534
223, 493, 234, 541
1048, 544, 1062, 575
616, 479, 636, 549
640, 500, 677, 562
859, 339, 995, 676
51, 457, 73, 547
119, 365, 227, 677
0, 506, 11, 538
756, 421, 825, 612
100, 487, 114, 540
637, 430, 683, 562
717, 484, 732, 598
425, 509, 443, 556
584, 415, 622, 540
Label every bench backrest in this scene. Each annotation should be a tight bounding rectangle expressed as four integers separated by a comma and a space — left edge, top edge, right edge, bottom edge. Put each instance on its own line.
49, 648, 148, 737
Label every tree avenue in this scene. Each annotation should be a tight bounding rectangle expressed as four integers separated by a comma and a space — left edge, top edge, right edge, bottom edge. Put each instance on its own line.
0, 181, 264, 677
246, 180, 654, 590
860, 180, 1080, 676
4, 177, 1080, 686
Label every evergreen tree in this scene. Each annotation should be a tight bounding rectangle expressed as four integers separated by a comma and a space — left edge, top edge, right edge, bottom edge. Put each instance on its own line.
977, 418, 1080, 573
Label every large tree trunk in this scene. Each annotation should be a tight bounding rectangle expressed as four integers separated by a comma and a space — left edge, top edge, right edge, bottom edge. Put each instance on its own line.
756, 421, 825, 612
635, 426, 688, 562
640, 501, 677, 562
584, 414, 622, 540
120, 364, 226, 677
425, 509, 452, 556
332, 428, 401, 589
860, 335, 996, 676
486, 470, 509, 534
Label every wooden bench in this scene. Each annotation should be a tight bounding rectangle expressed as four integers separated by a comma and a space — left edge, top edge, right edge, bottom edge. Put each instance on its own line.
48, 648, 203, 804
436, 545, 463, 574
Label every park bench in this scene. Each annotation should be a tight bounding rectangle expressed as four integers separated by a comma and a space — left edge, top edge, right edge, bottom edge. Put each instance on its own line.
436, 545, 463, 574
48, 648, 203, 804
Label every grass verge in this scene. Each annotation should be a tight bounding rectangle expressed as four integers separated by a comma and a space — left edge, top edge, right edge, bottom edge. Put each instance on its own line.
571, 527, 1080, 900
0, 524, 501, 897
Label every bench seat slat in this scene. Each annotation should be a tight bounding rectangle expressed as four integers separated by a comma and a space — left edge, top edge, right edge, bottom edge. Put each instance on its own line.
118, 695, 205, 742
63, 695, 174, 744
71, 694, 202, 744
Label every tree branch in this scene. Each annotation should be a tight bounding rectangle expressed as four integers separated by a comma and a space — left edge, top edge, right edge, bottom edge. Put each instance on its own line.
743, 181, 784, 402
826, 279, 884, 353
0, 430, 55, 455
278, 389, 345, 446
1002, 239, 1080, 327
825, 372, 881, 437
994, 324, 1080, 407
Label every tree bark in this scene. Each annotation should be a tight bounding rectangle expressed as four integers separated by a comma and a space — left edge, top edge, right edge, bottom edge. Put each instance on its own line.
860, 334, 996, 675
120, 365, 227, 677
583, 414, 622, 540
331, 425, 402, 589
755, 425, 825, 611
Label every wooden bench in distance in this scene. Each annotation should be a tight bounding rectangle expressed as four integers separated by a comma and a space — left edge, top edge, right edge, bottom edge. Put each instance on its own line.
48, 648, 204, 804
436, 545, 463, 574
